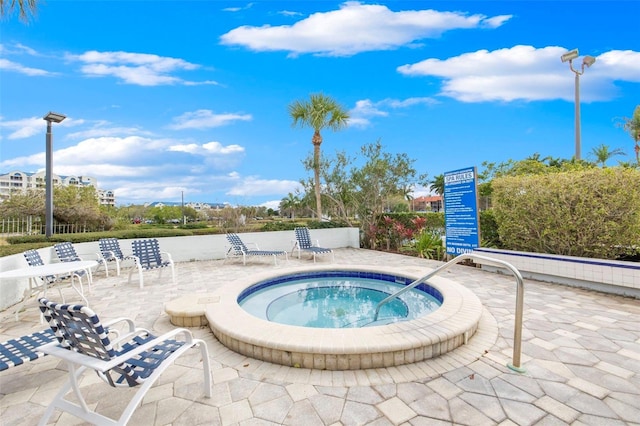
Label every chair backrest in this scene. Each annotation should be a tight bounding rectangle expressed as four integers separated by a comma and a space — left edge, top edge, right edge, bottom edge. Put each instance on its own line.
226, 233, 249, 254
294, 227, 313, 249
38, 297, 142, 387
24, 250, 56, 283
131, 239, 163, 268
99, 238, 125, 260
55, 242, 81, 262
24, 249, 45, 267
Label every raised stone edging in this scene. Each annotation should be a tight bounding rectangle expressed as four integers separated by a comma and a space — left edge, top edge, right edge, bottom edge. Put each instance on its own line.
473, 248, 640, 298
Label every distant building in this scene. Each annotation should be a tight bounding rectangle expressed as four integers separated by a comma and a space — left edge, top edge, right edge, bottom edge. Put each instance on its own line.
145, 201, 227, 210
413, 195, 443, 212
0, 170, 115, 206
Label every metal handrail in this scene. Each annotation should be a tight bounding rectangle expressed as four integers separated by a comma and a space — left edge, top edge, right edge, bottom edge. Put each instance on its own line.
373, 253, 526, 373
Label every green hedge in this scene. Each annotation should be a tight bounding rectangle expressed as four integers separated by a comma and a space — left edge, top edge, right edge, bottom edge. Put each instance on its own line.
492, 167, 640, 259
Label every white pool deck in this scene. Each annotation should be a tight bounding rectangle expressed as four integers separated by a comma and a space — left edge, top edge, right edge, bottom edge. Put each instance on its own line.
1, 248, 639, 425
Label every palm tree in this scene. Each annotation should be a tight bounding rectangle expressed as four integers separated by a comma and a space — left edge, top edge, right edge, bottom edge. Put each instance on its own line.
279, 192, 301, 219
429, 174, 444, 196
622, 105, 640, 164
289, 93, 349, 220
589, 144, 626, 167
0, 0, 38, 22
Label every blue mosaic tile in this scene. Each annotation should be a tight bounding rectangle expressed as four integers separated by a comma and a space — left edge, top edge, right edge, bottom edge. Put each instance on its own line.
238, 270, 444, 304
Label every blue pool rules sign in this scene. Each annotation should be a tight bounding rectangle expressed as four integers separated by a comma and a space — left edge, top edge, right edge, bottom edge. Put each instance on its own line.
444, 167, 481, 255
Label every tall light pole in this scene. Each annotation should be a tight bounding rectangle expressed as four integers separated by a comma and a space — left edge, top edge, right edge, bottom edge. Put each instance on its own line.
561, 49, 596, 161
43, 112, 66, 238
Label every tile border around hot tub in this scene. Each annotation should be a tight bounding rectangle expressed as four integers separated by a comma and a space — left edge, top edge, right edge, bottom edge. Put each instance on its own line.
205, 264, 484, 370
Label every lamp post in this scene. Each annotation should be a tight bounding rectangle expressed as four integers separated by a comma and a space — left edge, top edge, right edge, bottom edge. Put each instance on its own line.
561, 49, 596, 161
43, 112, 66, 238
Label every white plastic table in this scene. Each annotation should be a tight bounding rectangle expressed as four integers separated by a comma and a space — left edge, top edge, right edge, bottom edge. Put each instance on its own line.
0, 260, 97, 320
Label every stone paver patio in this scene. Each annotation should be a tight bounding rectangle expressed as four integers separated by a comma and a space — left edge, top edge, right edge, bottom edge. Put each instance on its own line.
1, 248, 639, 425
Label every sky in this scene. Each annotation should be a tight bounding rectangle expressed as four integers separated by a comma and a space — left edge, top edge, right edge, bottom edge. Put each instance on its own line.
1, 1, 639, 209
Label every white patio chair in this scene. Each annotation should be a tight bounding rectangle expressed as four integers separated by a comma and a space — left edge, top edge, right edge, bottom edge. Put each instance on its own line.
98, 238, 136, 276
54, 241, 105, 285
23, 249, 88, 306
128, 239, 175, 288
225, 233, 288, 265
36, 297, 212, 426
292, 227, 334, 262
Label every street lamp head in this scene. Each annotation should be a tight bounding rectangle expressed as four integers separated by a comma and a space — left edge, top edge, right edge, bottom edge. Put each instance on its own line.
582, 55, 596, 67
43, 112, 66, 123
561, 49, 579, 63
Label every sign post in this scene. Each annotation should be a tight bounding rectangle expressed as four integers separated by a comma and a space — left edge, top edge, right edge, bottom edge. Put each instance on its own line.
444, 167, 481, 256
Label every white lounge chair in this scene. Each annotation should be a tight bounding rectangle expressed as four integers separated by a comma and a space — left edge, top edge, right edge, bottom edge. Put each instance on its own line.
225, 233, 288, 265
293, 227, 334, 262
36, 297, 212, 425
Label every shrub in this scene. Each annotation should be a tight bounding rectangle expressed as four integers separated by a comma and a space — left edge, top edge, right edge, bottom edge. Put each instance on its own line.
414, 230, 445, 260
492, 167, 640, 259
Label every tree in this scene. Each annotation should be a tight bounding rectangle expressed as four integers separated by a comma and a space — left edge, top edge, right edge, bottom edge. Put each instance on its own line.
429, 174, 444, 196
0, 0, 38, 22
0, 186, 111, 231
305, 139, 428, 244
289, 93, 349, 220
0, 189, 44, 216
618, 105, 640, 164
589, 144, 626, 167
280, 192, 301, 219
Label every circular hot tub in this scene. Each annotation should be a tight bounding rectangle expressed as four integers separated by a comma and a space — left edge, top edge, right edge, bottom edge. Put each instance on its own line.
206, 264, 483, 370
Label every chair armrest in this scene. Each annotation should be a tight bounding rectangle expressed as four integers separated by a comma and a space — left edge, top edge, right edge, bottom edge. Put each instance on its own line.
160, 251, 174, 262
246, 242, 260, 250
39, 327, 195, 373
97, 250, 116, 261
102, 317, 137, 333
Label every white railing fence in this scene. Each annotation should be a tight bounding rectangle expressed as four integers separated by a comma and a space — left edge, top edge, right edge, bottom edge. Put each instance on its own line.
0, 216, 91, 237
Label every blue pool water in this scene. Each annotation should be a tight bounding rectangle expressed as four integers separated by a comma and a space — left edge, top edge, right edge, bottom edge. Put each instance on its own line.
238, 271, 443, 328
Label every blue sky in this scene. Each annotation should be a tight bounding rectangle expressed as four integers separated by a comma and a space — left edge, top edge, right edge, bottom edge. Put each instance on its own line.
1, 1, 639, 209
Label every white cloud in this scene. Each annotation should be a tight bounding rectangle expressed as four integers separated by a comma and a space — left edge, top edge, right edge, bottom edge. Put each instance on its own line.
67, 50, 219, 86
0, 58, 52, 76
67, 124, 153, 139
348, 97, 437, 127
0, 116, 77, 140
168, 110, 252, 130
227, 176, 301, 196
220, 1, 511, 57
261, 199, 283, 210
169, 141, 245, 156
397, 45, 639, 102
0, 43, 55, 76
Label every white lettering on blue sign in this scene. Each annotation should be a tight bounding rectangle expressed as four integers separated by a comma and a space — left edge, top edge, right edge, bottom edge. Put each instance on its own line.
444, 170, 475, 184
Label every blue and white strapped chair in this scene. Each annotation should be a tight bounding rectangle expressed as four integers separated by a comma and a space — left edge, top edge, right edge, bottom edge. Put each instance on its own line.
23, 249, 88, 307
98, 238, 136, 276
0, 328, 56, 371
128, 239, 175, 288
293, 227, 334, 263
36, 298, 212, 426
54, 241, 104, 289
225, 233, 288, 265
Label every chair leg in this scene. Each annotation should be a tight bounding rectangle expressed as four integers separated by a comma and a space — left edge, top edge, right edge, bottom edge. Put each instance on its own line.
138, 265, 144, 289
70, 275, 89, 306
115, 339, 212, 425
38, 363, 114, 426
127, 263, 144, 289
